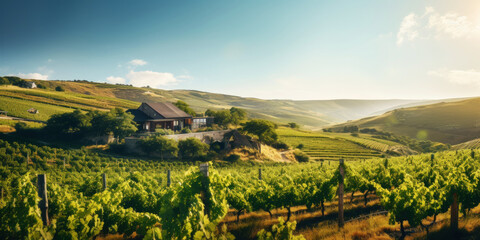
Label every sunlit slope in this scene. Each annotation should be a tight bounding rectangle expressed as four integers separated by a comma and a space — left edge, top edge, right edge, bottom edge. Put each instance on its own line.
0, 85, 139, 121
277, 127, 413, 161
22, 79, 435, 128
331, 98, 480, 145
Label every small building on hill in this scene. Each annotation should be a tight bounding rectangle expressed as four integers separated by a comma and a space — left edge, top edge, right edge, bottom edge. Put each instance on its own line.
22, 81, 37, 89
128, 102, 214, 132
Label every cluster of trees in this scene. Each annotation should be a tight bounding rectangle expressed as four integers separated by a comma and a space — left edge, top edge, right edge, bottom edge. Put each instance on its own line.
241, 119, 278, 145
205, 107, 247, 127
138, 136, 211, 161
173, 100, 197, 117
0, 76, 28, 86
44, 108, 137, 142
323, 125, 359, 133
0, 76, 62, 90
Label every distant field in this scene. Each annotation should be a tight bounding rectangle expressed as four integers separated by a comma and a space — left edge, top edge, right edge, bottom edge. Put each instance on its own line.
0, 96, 76, 121
331, 98, 480, 144
322, 132, 401, 152
277, 128, 385, 161
0, 86, 140, 121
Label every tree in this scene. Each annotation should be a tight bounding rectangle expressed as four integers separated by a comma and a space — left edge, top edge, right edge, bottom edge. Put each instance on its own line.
45, 109, 90, 137
229, 107, 247, 125
178, 138, 209, 160
0, 77, 9, 85
287, 122, 299, 129
88, 110, 113, 139
241, 119, 278, 145
109, 108, 137, 140
205, 107, 247, 127
174, 100, 196, 116
138, 136, 178, 160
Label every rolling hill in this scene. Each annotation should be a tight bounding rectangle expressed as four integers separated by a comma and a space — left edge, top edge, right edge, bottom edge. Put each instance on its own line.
0, 78, 452, 129
330, 98, 480, 145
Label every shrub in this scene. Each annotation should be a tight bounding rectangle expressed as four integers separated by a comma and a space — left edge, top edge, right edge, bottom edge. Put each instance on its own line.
14, 122, 28, 132
155, 129, 174, 136
224, 154, 241, 162
138, 136, 178, 160
296, 144, 304, 149
272, 141, 289, 150
107, 143, 125, 154
293, 149, 309, 162
180, 127, 192, 134
178, 137, 209, 160
210, 141, 224, 153
350, 133, 359, 137
55, 86, 64, 91
257, 218, 305, 240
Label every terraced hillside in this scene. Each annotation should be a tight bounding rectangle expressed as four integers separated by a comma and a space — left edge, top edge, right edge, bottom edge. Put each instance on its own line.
452, 138, 480, 150
277, 128, 386, 161
0, 85, 139, 121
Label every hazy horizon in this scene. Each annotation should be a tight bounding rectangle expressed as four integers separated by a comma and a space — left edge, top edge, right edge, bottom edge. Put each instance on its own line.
1, 0, 480, 100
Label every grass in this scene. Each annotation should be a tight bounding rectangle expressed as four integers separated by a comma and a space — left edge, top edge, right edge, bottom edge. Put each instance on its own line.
0, 119, 44, 128
226, 192, 480, 240
0, 95, 76, 121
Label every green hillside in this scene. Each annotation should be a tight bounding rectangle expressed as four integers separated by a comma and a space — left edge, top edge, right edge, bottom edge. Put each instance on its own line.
277, 127, 413, 161
0, 85, 139, 121
331, 98, 480, 145
4, 78, 443, 128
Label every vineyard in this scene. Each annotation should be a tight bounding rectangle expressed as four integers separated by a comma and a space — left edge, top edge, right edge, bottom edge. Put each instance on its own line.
277, 128, 387, 160
0, 86, 139, 121
1, 137, 480, 239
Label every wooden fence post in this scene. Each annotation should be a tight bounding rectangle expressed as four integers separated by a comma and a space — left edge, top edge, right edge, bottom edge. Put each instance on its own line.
451, 192, 458, 231
37, 174, 49, 226
200, 163, 209, 177
102, 173, 107, 190
167, 170, 171, 187
199, 163, 210, 214
338, 159, 345, 228
258, 168, 262, 180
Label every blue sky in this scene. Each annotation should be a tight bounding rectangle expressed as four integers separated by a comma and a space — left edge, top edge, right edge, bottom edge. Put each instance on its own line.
1, 0, 480, 100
